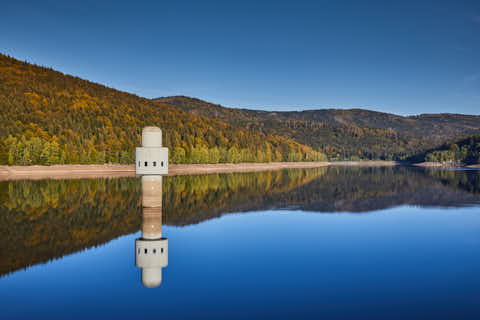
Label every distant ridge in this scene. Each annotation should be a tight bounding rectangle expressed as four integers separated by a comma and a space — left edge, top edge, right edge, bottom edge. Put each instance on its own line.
155, 96, 480, 160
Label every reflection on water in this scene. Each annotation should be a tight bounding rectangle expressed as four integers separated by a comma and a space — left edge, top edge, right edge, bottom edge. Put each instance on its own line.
0, 166, 479, 278
1, 167, 480, 319
135, 176, 168, 288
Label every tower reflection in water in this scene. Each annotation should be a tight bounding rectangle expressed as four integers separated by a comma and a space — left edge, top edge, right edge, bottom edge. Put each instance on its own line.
135, 175, 168, 288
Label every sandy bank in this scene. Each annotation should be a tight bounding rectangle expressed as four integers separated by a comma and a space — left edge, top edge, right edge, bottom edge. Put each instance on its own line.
413, 162, 465, 168
413, 162, 480, 169
0, 164, 135, 180
0, 162, 325, 181
413, 162, 452, 167
328, 161, 399, 167
0, 161, 400, 181
467, 164, 480, 168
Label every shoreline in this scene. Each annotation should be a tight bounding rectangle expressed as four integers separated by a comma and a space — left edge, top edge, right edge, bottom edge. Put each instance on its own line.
412, 162, 480, 168
0, 161, 399, 181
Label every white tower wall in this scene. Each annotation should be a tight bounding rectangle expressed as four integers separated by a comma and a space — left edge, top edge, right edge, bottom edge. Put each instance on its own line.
135, 171, 168, 288
135, 238, 168, 288
141, 175, 163, 208
142, 127, 162, 147
135, 127, 168, 175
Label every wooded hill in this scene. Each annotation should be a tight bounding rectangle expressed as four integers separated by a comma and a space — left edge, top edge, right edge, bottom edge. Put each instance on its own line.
421, 135, 480, 164
156, 96, 480, 161
0, 54, 326, 165
2, 52, 479, 165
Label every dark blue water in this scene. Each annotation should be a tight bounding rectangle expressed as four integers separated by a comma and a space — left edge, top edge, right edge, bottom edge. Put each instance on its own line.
1, 167, 479, 319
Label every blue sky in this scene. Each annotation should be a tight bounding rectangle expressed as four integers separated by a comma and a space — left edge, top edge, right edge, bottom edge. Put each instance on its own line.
1, 0, 479, 115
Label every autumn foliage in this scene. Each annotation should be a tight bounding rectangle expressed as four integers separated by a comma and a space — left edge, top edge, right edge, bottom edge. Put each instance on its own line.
0, 54, 327, 165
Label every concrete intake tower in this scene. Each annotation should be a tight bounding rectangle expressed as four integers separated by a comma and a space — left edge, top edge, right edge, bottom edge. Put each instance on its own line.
135, 127, 169, 288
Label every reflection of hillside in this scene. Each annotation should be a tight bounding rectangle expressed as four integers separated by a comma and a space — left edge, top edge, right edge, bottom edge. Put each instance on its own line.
162, 168, 326, 225
162, 167, 480, 225
0, 178, 142, 277
257, 167, 480, 213
0, 169, 325, 277
0, 167, 479, 277
424, 168, 480, 194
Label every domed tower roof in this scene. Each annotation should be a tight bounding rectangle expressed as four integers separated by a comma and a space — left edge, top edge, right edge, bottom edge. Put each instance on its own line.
142, 268, 162, 288
142, 126, 162, 133
141, 126, 162, 147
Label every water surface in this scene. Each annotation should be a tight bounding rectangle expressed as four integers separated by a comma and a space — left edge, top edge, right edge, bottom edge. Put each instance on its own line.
1, 167, 479, 319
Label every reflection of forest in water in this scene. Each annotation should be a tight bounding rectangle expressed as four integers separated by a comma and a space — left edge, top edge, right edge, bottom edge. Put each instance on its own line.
1, 167, 479, 277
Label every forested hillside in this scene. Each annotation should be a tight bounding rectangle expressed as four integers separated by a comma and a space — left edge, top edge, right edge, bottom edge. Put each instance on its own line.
3, 52, 479, 165
0, 54, 326, 165
157, 96, 480, 160
421, 135, 480, 165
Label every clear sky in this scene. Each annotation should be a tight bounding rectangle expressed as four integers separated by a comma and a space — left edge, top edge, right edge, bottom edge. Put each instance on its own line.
1, 0, 479, 115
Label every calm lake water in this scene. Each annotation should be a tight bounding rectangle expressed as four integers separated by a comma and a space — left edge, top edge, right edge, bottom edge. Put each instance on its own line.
1, 166, 479, 319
